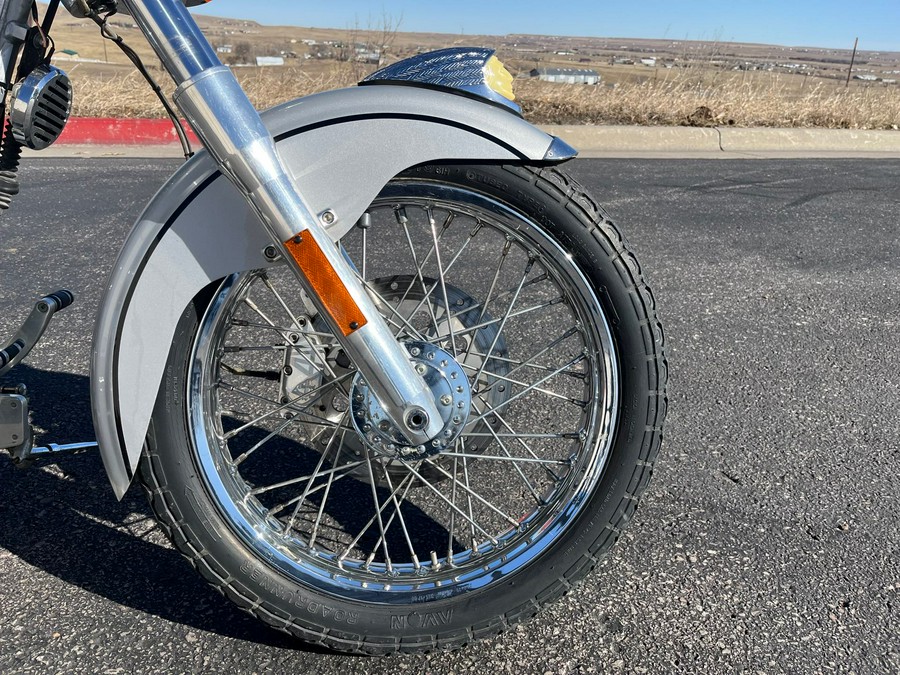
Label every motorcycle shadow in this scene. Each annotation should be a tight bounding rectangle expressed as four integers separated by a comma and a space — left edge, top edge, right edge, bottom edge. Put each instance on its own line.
0, 365, 308, 651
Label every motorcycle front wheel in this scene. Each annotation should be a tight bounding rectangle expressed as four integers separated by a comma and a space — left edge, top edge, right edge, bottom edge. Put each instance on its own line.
140, 163, 667, 654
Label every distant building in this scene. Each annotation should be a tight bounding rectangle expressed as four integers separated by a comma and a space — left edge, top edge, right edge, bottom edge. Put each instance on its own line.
530, 68, 600, 85
640, 58, 657, 67
355, 49, 381, 64
256, 56, 285, 67
216, 45, 233, 54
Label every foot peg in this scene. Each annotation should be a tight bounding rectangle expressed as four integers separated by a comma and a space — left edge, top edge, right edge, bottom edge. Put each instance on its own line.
0, 290, 74, 376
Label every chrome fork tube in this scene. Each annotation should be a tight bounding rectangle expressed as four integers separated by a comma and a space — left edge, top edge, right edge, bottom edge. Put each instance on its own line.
120, 0, 443, 443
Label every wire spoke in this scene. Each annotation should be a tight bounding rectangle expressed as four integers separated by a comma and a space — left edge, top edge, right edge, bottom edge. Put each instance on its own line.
461, 361, 585, 405
222, 372, 355, 442
260, 272, 305, 329
445, 272, 552, 330
468, 354, 587, 424
428, 207, 460, 358
284, 411, 350, 532
400, 214, 443, 338
251, 456, 364, 497
418, 457, 520, 528
392, 219, 477, 342
475, 398, 570, 482
397, 458, 497, 544
358, 277, 429, 342
437, 300, 563, 343
443, 451, 570, 466
468, 400, 545, 504
267, 462, 365, 518
470, 258, 534, 388
231, 414, 299, 467
363, 441, 394, 570
338, 469, 415, 564
378, 466, 421, 570
218, 381, 348, 431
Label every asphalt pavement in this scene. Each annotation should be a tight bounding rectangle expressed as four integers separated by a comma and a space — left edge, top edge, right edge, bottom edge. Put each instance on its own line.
0, 157, 898, 673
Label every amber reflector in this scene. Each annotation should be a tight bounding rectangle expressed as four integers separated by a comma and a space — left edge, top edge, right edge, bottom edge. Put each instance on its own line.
283, 234, 368, 337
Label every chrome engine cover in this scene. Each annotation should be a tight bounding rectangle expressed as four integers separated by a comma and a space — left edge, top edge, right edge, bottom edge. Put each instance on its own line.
10, 64, 73, 150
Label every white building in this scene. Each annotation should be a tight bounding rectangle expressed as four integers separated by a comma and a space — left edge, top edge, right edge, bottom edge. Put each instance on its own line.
530, 68, 601, 85
256, 56, 285, 67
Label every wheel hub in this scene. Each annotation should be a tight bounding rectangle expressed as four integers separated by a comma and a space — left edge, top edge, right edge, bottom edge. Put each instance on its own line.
350, 341, 471, 459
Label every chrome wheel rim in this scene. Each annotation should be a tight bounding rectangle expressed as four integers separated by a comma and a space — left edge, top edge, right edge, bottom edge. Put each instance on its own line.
189, 182, 619, 600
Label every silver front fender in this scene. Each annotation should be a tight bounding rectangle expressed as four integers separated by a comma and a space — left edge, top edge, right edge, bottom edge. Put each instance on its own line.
91, 84, 576, 498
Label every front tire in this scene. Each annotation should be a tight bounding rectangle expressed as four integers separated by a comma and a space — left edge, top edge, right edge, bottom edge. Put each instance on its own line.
139, 164, 667, 654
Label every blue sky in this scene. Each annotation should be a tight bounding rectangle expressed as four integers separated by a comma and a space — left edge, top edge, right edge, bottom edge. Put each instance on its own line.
196, 1, 899, 51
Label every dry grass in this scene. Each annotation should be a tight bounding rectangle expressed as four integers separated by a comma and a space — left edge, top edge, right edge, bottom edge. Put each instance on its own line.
70, 67, 357, 118
70, 66, 900, 130
518, 76, 900, 130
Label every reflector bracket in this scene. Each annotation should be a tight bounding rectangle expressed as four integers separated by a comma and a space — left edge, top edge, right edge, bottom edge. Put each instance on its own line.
283, 234, 367, 337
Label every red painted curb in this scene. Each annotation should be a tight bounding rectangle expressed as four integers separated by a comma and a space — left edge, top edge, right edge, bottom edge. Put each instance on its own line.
57, 118, 201, 145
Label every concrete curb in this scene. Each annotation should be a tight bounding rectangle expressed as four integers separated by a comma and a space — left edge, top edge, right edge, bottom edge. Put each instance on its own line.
34, 118, 900, 159
58, 118, 200, 146
542, 125, 900, 158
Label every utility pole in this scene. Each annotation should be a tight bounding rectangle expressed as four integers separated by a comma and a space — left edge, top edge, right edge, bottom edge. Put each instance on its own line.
846, 37, 858, 88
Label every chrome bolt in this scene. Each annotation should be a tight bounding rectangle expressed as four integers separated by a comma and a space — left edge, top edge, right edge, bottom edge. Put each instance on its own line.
426, 351, 435, 360
321, 210, 336, 225
289, 333, 300, 343
410, 346, 421, 357
441, 360, 449, 367
263, 245, 279, 261
440, 395, 453, 406
443, 429, 453, 438
453, 415, 462, 424
450, 372, 458, 380
362, 424, 371, 432
457, 401, 465, 409
415, 364, 427, 375
432, 440, 441, 448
